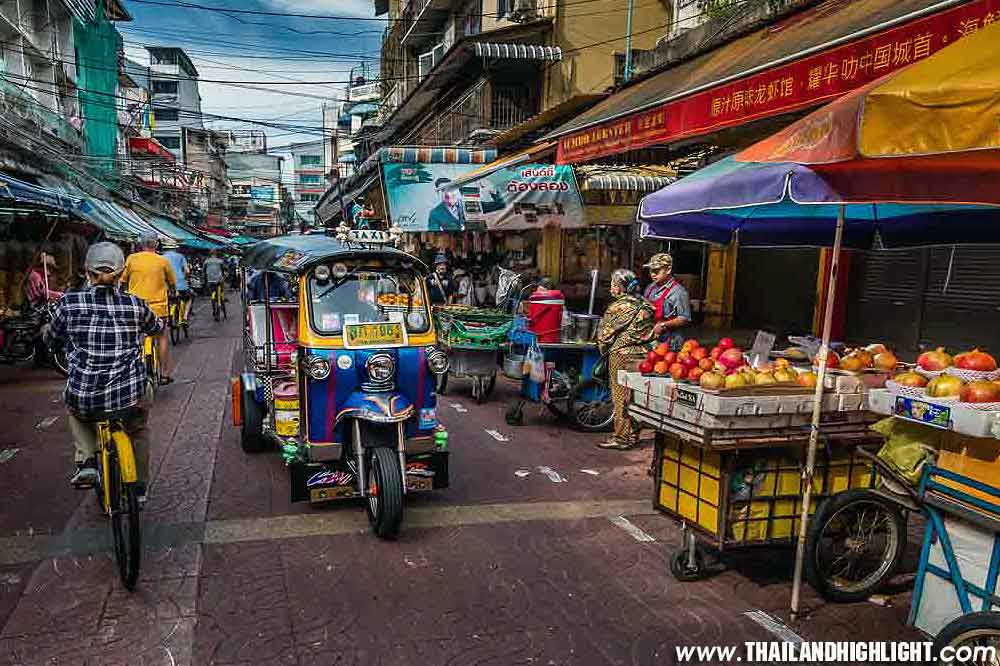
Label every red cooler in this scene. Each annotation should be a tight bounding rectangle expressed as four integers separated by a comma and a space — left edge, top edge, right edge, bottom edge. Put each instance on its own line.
527, 289, 564, 343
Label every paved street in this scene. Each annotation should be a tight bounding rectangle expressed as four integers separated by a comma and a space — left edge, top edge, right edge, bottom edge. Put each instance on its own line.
0, 294, 922, 666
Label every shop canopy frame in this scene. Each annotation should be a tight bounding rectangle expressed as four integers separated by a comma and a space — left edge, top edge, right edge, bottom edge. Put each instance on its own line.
638, 28, 1000, 620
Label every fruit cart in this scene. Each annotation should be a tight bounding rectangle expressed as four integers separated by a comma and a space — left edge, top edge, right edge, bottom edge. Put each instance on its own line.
433, 306, 513, 403
621, 370, 882, 581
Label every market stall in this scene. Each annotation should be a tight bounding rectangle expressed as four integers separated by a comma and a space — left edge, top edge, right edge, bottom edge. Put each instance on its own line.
630, 19, 1000, 626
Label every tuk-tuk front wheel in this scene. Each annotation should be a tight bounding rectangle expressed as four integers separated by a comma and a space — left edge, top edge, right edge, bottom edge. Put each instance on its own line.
365, 447, 403, 539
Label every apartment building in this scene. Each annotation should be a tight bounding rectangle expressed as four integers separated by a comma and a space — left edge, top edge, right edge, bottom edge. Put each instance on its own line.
287, 139, 326, 228
146, 46, 204, 157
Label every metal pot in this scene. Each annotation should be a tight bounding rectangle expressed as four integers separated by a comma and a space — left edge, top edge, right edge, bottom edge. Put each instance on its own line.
502, 352, 525, 379
568, 314, 602, 343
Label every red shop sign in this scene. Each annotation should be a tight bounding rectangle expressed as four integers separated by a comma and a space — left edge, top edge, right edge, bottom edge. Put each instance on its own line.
558, 0, 1000, 163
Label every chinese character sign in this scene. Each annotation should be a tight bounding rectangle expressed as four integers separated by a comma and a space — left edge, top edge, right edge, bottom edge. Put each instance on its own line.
558, 0, 1000, 163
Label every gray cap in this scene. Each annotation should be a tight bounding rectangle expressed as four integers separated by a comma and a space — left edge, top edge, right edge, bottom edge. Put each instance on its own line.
85, 242, 125, 274
139, 232, 159, 247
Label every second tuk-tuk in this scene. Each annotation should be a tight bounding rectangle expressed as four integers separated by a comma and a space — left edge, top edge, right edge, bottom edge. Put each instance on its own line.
232, 231, 451, 539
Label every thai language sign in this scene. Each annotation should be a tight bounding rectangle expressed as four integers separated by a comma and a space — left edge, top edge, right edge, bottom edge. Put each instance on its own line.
557, 0, 1000, 163
382, 162, 584, 231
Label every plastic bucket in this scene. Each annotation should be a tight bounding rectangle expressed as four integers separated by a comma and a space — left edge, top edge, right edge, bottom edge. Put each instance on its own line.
273, 381, 300, 436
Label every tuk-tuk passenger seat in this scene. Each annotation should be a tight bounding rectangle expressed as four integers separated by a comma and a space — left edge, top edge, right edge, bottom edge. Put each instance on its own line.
247, 303, 298, 369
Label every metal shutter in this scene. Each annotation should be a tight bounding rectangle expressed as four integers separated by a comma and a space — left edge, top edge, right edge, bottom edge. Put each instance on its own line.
845, 249, 927, 353
920, 246, 1000, 351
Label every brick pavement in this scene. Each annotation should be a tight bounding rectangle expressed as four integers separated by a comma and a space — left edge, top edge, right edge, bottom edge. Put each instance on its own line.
0, 294, 926, 666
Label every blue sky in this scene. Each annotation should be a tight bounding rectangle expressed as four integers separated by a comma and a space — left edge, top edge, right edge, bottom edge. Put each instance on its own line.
120, 0, 386, 156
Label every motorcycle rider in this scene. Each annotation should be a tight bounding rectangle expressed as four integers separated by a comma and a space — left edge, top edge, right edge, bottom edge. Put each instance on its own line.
46, 242, 163, 497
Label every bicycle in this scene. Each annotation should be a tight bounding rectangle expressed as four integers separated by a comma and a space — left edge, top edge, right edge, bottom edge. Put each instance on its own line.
143, 335, 159, 389
90, 413, 143, 590
210, 282, 227, 322
167, 293, 190, 345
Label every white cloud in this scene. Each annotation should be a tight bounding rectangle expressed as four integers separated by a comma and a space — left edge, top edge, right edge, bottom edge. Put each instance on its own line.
259, 0, 377, 19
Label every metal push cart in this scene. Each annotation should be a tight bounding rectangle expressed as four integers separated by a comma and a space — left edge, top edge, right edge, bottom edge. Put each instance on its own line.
433, 307, 512, 403
624, 372, 881, 581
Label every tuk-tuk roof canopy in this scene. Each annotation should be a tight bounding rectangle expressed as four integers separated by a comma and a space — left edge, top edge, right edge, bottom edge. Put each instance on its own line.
241, 233, 428, 274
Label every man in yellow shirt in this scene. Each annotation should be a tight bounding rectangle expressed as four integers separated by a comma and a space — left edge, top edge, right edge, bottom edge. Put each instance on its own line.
121, 234, 177, 384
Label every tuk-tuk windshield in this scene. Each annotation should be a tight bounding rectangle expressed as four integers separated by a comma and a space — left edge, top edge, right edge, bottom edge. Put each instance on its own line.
308, 266, 430, 335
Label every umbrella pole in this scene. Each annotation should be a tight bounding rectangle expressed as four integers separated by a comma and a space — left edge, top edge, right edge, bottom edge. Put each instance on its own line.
790, 204, 845, 622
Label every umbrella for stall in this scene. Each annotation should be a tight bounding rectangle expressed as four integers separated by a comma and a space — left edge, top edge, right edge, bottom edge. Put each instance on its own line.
638, 26, 1000, 621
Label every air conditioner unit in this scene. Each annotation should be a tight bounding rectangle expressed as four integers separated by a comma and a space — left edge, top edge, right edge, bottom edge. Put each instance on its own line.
509, 0, 537, 22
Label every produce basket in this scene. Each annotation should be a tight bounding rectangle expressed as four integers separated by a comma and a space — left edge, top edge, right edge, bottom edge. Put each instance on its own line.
434, 308, 513, 351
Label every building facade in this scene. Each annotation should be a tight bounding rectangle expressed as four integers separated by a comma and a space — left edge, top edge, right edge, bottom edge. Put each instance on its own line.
182, 127, 228, 228
225, 151, 287, 237
287, 140, 326, 229
146, 46, 203, 157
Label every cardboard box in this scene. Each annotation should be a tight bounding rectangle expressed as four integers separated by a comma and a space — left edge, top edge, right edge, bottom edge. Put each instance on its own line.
936, 437, 1000, 512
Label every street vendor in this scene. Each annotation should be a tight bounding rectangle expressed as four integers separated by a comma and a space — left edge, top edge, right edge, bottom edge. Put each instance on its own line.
426, 256, 454, 305
642, 252, 691, 351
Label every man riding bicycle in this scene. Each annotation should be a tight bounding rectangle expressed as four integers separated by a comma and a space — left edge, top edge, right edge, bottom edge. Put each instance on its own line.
121, 233, 176, 384
203, 250, 226, 302
162, 240, 191, 326
46, 242, 163, 501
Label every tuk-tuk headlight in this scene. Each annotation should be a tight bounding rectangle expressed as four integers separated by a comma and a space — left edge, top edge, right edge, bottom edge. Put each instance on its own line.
366, 353, 396, 382
303, 354, 331, 380
426, 347, 449, 375
314, 265, 331, 283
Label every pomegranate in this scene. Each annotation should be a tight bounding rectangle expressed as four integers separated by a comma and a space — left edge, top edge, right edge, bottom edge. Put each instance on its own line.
698, 357, 715, 371
654, 361, 669, 375
813, 351, 840, 369
724, 372, 748, 389
797, 371, 818, 388
960, 380, 1000, 403
917, 347, 953, 371
874, 351, 898, 371
710, 346, 723, 360
681, 355, 698, 370
662, 351, 678, 366
646, 351, 659, 364
955, 349, 998, 372
840, 355, 866, 372
669, 362, 687, 380
718, 337, 735, 350
654, 343, 670, 357
688, 367, 705, 382
926, 374, 964, 398
865, 343, 888, 355
699, 371, 725, 389
691, 347, 709, 361
681, 339, 701, 353
893, 371, 928, 388
854, 350, 874, 368
719, 348, 745, 370
638, 361, 654, 374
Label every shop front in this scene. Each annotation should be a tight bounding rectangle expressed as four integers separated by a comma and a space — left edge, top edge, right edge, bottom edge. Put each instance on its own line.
545, 0, 1000, 338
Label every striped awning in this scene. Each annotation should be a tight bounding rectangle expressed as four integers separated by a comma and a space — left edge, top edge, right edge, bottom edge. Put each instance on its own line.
577, 166, 676, 192
474, 42, 562, 62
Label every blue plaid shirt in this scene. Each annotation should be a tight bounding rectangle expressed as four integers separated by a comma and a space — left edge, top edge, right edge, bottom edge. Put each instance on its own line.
48, 285, 163, 416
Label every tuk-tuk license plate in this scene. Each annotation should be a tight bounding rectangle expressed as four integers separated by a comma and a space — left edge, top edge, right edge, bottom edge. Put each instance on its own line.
345, 323, 405, 347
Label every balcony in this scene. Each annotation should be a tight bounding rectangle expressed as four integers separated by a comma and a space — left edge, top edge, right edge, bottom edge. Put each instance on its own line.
348, 81, 380, 102
613, 49, 656, 86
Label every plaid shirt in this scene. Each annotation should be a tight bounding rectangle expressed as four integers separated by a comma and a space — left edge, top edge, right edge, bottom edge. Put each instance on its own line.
48, 285, 163, 416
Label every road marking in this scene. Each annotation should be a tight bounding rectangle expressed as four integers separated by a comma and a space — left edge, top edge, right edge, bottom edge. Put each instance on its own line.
0, 499, 654, 564
743, 609, 804, 644
609, 515, 656, 542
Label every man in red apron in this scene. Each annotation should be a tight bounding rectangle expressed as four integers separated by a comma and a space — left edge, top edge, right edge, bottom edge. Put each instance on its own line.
642, 253, 691, 352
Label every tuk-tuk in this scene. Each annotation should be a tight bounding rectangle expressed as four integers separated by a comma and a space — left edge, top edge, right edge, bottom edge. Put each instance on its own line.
232, 231, 450, 539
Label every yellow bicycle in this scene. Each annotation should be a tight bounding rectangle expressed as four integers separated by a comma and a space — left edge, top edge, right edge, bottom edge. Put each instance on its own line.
168, 292, 190, 345
210, 282, 227, 322
143, 335, 159, 388
92, 415, 142, 590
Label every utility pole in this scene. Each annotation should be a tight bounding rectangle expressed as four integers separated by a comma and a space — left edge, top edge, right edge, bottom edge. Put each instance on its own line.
624, 0, 635, 83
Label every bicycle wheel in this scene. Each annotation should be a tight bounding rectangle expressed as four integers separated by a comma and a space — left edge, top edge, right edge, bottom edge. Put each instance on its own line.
567, 379, 614, 432
220, 296, 227, 321
211, 296, 220, 322
933, 611, 1000, 665
108, 454, 141, 590
169, 314, 180, 346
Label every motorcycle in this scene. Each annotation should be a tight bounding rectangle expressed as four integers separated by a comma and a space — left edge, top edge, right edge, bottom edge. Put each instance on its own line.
0, 301, 67, 376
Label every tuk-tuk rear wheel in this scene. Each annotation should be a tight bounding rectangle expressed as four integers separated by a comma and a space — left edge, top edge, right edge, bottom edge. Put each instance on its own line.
365, 447, 403, 540
240, 387, 269, 453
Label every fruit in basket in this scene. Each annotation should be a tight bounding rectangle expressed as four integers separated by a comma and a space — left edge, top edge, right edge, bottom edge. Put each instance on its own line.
669, 362, 687, 380
718, 337, 735, 350
662, 351, 678, 366
955, 349, 998, 372
699, 371, 725, 389
774, 367, 799, 383
638, 360, 654, 374
893, 371, 928, 388
718, 348, 745, 370
866, 343, 888, 355
813, 351, 840, 369
680, 354, 698, 370
855, 350, 875, 367
691, 346, 709, 361
926, 374, 964, 398
710, 346, 723, 360
874, 351, 899, 371
960, 380, 1000, 403
688, 367, 705, 382
797, 371, 818, 388
724, 372, 748, 389
840, 355, 866, 372
755, 372, 777, 385
646, 351, 659, 364
917, 347, 953, 371
655, 343, 670, 357
774, 358, 791, 369
681, 339, 700, 353
698, 357, 715, 371
654, 361, 669, 375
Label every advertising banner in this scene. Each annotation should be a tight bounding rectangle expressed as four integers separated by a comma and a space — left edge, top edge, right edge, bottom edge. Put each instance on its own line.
558, 0, 1000, 163
250, 186, 276, 204
383, 162, 584, 232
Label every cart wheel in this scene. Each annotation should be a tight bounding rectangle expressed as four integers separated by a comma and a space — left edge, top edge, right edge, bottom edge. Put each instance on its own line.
670, 547, 707, 582
805, 488, 907, 603
477, 372, 497, 404
567, 379, 614, 432
933, 611, 1000, 665
435, 370, 448, 395
504, 402, 524, 426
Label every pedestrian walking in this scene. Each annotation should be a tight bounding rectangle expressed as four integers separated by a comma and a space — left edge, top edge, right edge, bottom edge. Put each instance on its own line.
121, 234, 176, 384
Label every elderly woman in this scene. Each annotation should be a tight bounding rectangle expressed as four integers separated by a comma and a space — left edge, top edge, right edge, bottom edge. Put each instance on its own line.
596, 269, 655, 450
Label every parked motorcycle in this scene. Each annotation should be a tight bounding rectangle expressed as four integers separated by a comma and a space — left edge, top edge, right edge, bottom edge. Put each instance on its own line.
0, 301, 67, 376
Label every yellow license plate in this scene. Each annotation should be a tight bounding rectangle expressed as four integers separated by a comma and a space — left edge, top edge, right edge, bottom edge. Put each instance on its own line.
345, 323, 404, 347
